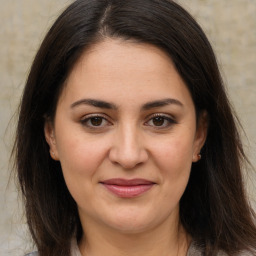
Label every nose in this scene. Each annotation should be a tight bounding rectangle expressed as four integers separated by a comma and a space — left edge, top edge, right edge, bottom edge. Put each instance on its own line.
108, 125, 149, 169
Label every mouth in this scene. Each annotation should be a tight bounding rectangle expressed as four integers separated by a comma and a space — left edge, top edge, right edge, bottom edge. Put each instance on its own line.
100, 178, 156, 198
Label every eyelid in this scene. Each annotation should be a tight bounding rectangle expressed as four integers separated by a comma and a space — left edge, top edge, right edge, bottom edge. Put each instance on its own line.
81, 113, 110, 120
148, 112, 175, 118
144, 113, 177, 128
80, 113, 113, 128
145, 113, 176, 121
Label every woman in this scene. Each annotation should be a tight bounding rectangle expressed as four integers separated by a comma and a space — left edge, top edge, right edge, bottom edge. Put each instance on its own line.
14, 0, 256, 255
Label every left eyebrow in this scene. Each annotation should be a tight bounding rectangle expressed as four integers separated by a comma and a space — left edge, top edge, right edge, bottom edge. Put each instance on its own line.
141, 98, 183, 110
70, 99, 118, 109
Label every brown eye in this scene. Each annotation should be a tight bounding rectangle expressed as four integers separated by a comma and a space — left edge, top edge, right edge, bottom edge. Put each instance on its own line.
152, 116, 165, 126
90, 117, 103, 126
81, 115, 111, 129
145, 114, 176, 129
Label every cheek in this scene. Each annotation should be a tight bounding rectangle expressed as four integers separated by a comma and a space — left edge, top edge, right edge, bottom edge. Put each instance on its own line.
153, 132, 194, 168
56, 135, 110, 206
55, 129, 109, 183
151, 134, 194, 194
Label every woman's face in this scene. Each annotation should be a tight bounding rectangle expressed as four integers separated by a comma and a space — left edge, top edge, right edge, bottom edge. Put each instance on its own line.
45, 39, 207, 234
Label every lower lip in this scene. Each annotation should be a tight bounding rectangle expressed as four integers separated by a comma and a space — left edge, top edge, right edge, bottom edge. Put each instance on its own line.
102, 184, 154, 198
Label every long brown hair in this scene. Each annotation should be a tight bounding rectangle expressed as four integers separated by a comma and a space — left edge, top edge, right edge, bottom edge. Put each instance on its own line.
14, 0, 256, 255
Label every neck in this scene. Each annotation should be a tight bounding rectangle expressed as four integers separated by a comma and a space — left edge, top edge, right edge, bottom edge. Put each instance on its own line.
78, 217, 190, 256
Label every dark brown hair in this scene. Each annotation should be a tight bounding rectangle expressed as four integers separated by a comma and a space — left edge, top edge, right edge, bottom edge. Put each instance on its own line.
14, 0, 256, 255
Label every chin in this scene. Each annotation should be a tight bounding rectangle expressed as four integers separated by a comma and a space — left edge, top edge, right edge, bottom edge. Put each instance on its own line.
107, 219, 155, 234
101, 208, 173, 234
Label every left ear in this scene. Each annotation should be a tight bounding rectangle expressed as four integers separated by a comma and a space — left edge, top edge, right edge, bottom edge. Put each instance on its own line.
44, 119, 60, 161
192, 110, 208, 162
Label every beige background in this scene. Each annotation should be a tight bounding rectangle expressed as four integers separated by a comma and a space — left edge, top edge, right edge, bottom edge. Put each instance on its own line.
0, 0, 255, 255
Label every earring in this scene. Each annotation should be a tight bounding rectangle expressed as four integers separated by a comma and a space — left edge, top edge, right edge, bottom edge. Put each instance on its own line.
197, 153, 202, 160
50, 150, 55, 159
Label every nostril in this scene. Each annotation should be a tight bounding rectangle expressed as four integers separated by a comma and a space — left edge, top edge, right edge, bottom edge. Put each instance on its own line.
108, 147, 148, 169
108, 128, 149, 169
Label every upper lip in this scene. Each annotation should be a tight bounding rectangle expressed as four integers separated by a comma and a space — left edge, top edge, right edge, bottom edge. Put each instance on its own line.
100, 178, 155, 186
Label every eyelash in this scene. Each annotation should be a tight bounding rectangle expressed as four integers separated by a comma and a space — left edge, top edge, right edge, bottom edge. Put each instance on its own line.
144, 113, 177, 129
80, 113, 177, 130
80, 114, 112, 129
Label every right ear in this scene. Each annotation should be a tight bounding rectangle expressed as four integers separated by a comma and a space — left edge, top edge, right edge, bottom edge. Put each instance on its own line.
44, 120, 59, 161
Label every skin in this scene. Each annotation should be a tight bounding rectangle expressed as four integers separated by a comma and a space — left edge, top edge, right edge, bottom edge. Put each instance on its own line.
45, 39, 208, 256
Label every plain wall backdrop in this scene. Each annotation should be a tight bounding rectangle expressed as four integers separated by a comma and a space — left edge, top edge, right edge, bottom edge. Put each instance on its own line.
0, 0, 255, 255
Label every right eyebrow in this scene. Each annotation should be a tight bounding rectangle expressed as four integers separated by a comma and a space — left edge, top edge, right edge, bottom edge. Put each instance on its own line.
141, 98, 183, 110
70, 99, 118, 110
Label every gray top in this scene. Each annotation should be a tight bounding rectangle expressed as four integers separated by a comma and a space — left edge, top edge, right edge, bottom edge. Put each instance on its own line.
26, 240, 251, 256
24, 241, 215, 256
187, 241, 225, 256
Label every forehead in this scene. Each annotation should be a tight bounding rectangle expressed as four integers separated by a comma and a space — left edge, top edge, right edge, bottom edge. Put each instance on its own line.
70, 39, 175, 80
59, 39, 193, 109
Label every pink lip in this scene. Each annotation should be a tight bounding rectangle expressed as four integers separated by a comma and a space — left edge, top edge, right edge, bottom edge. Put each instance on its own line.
100, 179, 155, 198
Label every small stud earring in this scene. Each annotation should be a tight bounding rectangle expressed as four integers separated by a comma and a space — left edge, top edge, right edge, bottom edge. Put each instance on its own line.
197, 153, 202, 160
50, 150, 55, 158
